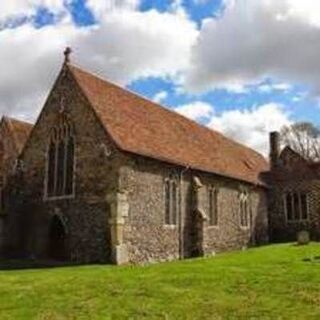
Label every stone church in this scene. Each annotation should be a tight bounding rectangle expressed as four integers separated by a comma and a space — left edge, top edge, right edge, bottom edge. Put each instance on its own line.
0, 50, 316, 265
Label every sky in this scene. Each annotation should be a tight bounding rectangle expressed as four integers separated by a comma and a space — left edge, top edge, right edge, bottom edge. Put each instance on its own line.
1, 0, 320, 155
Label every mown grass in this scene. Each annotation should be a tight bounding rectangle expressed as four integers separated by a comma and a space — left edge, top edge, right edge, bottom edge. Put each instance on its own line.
0, 243, 320, 319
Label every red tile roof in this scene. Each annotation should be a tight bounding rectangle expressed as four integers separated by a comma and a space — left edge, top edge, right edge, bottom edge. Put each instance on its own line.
69, 64, 269, 186
3, 116, 33, 153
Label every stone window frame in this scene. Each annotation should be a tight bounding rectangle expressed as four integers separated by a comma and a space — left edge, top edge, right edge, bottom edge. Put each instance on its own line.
43, 116, 76, 201
283, 191, 309, 223
207, 185, 219, 227
239, 189, 251, 229
164, 176, 178, 227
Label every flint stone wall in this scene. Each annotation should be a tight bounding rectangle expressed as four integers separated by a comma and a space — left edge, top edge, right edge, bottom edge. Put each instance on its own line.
119, 154, 269, 264
2, 66, 269, 265
268, 179, 320, 242
4, 67, 125, 263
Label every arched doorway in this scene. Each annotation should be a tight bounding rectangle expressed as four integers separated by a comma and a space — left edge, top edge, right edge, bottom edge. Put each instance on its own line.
190, 209, 206, 257
48, 215, 67, 261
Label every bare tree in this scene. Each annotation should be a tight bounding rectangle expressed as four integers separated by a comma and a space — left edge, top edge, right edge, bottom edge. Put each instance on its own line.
280, 122, 320, 161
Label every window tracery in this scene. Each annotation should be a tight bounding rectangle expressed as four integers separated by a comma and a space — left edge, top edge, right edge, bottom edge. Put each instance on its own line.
45, 115, 75, 199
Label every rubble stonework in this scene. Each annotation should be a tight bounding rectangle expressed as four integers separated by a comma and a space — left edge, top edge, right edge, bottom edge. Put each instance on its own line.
267, 132, 320, 242
3, 57, 311, 266
0, 117, 32, 252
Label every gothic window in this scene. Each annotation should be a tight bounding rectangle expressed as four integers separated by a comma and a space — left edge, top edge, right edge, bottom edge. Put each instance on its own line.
300, 194, 308, 220
171, 181, 177, 225
45, 117, 75, 199
165, 180, 170, 224
47, 139, 56, 197
65, 135, 75, 196
284, 192, 309, 222
208, 187, 218, 226
164, 178, 178, 225
239, 191, 250, 228
285, 193, 294, 221
56, 139, 65, 196
293, 193, 300, 220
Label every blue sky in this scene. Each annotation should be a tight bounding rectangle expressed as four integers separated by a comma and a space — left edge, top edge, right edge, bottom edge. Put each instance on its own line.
1, 0, 320, 154
68, 0, 320, 126
132, 0, 320, 133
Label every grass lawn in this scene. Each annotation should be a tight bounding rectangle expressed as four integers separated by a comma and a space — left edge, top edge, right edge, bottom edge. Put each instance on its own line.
0, 244, 320, 319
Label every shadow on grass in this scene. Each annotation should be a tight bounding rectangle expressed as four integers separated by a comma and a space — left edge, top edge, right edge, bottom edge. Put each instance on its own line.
302, 256, 320, 263
0, 259, 76, 270
0, 258, 111, 271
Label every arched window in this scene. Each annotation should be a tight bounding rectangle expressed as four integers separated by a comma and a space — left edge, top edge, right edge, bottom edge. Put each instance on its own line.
65, 135, 75, 195
47, 138, 56, 197
56, 139, 65, 196
171, 182, 177, 225
165, 180, 171, 225
45, 117, 75, 198
164, 178, 178, 225
208, 187, 219, 226
239, 190, 250, 228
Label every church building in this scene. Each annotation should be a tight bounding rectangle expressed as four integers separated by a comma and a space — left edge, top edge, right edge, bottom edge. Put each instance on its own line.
0, 49, 316, 265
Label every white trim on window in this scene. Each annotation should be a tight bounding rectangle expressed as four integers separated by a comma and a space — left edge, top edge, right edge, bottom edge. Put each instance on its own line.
164, 177, 178, 227
239, 190, 251, 229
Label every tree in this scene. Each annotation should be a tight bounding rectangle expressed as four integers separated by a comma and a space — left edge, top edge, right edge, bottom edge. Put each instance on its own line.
280, 122, 320, 161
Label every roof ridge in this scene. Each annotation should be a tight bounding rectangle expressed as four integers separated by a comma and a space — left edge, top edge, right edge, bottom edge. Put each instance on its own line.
4, 116, 33, 126
3, 116, 20, 154
67, 64, 265, 161
281, 145, 307, 161
0, 115, 33, 155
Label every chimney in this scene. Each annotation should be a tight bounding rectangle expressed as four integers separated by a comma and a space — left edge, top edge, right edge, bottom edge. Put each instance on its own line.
269, 131, 280, 168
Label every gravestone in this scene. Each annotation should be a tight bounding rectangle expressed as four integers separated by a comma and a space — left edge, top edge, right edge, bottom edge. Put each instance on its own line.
297, 230, 310, 245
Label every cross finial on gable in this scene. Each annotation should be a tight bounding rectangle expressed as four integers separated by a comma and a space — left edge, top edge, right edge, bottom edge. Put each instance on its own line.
64, 47, 72, 64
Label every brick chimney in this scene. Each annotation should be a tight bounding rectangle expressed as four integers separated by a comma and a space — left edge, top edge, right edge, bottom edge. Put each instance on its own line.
269, 131, 280, 169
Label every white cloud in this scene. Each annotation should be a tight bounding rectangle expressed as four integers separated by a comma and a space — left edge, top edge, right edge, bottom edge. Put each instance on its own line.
281, 0, 320, 26
0, 0, 141, 22
153, 91, 168, 103
86, 0, 140, 19
273, 83, 291, 91
209, 103, 291, 155
0, 23, 78, 121
223, 82, 248, 94
258, 85, 274, 94
0, 0, 66, 22
173, 101, 291, 154
185, 0, 320, 94
258, 82, 292, 93
0, 0, 315, 147
74, 10, 197, 84
174, 101, 214, 121
0, 7, 198, 120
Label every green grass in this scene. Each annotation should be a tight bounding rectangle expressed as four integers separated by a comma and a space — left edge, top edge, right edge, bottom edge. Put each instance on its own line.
1, 244, 320, 320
